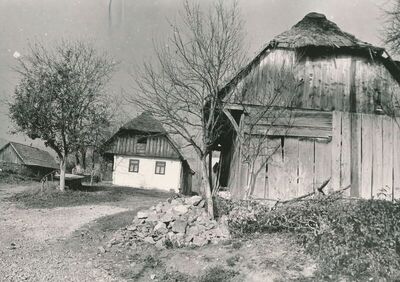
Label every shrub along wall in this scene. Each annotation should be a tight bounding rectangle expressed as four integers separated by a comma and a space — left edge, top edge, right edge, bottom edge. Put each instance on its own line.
216, 196, 400, 281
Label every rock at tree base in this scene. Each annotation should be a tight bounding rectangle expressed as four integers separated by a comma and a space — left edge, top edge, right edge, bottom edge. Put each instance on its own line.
172, 220, 187, 234
186, 195, 202, 206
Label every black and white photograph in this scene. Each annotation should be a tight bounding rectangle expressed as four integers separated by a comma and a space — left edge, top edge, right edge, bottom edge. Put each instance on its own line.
1, 0, 400, 281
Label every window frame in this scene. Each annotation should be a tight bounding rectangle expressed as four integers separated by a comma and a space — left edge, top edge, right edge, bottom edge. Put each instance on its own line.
128, 159, 140, 173
155, 161, 166, 175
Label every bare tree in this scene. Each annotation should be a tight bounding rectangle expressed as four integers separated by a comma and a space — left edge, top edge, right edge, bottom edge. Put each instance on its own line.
131, 0, 246, 218
233, 64, 301, 199
384, 0, 400, 52
9, 41, 116, 191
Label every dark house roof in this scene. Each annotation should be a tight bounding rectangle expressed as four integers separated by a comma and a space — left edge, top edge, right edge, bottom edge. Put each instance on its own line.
120, 112, 166, 133
220, 12, 392, 97
104, 112, 187, 161
0, 142, 58, 169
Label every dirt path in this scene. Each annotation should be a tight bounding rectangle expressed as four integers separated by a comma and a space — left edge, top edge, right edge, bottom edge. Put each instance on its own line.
0, 183, 164, 282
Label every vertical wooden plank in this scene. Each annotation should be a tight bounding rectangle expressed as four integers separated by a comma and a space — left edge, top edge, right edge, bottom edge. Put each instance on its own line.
331, 111, 342, 192
251, 155, 266, 199
298, 139, 315, 196
267, 138, 284, 200
350, 113, 362, 197
382, 116, 393, 200
361, 114, 373, 199
393, 122, 400, 199
349, 58, 357, 113
372, 116, 383, 199
341, 112, 351, 196
284, 138, 299, 199
314, 139, 332, 193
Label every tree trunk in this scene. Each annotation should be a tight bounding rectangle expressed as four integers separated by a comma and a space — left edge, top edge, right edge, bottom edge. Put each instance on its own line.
201, 156, 214, 218
75, 152, 80, 166
80, 148, 87, 170
246, 173, 256, 199
208, 152, 213, 191
59, 158, 66, 191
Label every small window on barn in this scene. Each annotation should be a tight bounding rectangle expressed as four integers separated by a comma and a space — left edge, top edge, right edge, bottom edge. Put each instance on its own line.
136, 137, 147, 154
155, 161, 166, 175
129, 159, 139, 173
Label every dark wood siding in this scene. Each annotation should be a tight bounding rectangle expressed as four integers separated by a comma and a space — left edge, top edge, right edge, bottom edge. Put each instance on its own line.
106, 133, 181, 159
0, 144, 22, 164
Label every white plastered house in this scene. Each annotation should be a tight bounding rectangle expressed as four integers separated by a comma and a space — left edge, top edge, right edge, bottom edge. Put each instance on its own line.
104, 112, 192, 194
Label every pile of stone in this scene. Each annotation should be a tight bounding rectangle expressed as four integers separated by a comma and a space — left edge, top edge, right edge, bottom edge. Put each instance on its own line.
109, 196, 230, 249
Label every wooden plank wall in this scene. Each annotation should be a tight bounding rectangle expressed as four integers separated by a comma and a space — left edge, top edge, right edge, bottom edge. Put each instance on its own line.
331, 112, 400, 200
246, 112, 400, 201
0, 144, 22, 164
227, 49, 400, 116
250, 136, 331, 200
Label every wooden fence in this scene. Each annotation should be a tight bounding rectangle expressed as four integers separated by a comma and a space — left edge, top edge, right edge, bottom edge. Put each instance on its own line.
247, 111, 400, 201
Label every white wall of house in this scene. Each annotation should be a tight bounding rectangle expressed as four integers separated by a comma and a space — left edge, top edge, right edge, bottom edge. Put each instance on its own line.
112, 155, 182, 192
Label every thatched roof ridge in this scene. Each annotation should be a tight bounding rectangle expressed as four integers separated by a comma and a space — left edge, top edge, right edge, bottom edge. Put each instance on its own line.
121, 112, 166, 134
270, 12, 383, 50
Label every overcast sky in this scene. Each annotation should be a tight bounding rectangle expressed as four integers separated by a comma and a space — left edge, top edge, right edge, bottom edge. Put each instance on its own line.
0, 0, 393, 147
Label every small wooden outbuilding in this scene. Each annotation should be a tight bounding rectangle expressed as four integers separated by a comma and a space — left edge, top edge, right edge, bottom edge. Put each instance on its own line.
217, 12, 400, 201
104, 112, 193, 194
0, 141, 58, 179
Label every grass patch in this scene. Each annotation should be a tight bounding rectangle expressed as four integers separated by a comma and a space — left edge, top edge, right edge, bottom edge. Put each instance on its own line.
6, 184, 170, 208
226, 254, 242, 267
198, 266, 238, 282
0, 171, 36, 184
225, 196, 400, 281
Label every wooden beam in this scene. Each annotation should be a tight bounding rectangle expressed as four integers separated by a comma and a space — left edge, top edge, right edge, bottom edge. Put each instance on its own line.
223, 108, 240, 132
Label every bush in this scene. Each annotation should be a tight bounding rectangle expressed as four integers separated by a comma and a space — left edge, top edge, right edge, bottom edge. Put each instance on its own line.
226, 196, 400, 280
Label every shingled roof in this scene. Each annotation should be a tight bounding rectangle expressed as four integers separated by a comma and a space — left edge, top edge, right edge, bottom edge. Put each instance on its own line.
121, 112, 166, 134
0, 142, 58, 169
270, 12, 383, 51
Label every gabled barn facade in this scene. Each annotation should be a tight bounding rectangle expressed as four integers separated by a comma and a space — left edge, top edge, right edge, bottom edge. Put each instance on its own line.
0, 141, 58, 179
218, 13, 400, 201
104, 112, 192, 194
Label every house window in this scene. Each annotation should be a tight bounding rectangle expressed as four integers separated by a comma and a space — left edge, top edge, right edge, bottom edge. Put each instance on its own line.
129, 159, 139, 173
155, 161, 166, 175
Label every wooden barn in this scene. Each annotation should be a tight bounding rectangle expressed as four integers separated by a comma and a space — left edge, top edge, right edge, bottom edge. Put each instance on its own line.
0, 141, 58, 179
104, 112, 193, 194
217, 12, 400, 201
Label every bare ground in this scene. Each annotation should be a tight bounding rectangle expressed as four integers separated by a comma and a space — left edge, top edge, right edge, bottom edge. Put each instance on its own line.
0, 182, 316, 281
0, 182, 168, 282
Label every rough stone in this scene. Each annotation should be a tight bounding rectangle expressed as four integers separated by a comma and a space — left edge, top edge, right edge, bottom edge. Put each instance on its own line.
146, 212, 159, 222
143, 237, 156, 244
155, 239, 165, 250
137, 211, 148, 219
172, 220, 187, 234
127, 225, 137, 231
192, 236, 208, 247
171, 198, 184, 206
161, 212, 174, 223
154, 222, 168, 234
186, 195, 202, 206
172, 205, 189, 215
155, 203, 163, 213
197, 200, 206, 208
